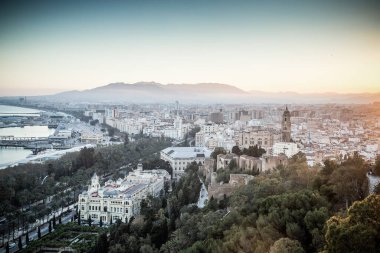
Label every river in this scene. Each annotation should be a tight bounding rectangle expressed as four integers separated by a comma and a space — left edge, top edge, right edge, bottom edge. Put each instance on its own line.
0, 105, 55, 168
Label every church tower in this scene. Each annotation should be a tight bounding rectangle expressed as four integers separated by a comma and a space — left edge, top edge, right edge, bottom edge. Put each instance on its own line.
281, 106, 291, 142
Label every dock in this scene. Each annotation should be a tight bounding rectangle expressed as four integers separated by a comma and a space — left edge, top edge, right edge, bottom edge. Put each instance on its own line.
0, 136, 49, 147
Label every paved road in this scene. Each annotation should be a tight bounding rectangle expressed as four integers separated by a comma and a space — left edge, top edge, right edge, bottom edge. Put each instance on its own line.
0, 210, 76, 253
197, 178, 208, 208
368, 174, 380, 194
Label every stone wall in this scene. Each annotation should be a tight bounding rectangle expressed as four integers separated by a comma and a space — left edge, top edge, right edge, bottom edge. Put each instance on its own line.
208, 173, 254, 200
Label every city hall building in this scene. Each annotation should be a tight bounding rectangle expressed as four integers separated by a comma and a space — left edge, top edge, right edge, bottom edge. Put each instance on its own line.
78, 164, 170, 224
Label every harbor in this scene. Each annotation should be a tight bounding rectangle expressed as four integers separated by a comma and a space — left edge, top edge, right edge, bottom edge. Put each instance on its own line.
0, 105, 107, 169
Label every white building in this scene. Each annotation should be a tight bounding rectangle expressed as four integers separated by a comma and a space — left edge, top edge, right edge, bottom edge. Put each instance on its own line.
80, 133, 104, 144
160, 147, 212, 179
78, 165, 169, 224
195, 126, 236, 151
202, 123, 218, 134
125, 164, 171, 197
56, 129, 72, 138
92, 112, 105, 124
195, 132, 205, 147
273, 142, 299, 157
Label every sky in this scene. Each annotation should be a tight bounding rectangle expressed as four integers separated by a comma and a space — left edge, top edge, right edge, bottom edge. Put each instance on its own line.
0, 0, 379, 96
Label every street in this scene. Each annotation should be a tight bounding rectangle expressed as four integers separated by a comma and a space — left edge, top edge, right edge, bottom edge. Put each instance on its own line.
0, 208, 76, 253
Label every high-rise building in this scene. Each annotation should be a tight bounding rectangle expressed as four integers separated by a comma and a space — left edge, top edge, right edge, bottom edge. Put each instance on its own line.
281, 106, 291, 142
209, 109, 224, 124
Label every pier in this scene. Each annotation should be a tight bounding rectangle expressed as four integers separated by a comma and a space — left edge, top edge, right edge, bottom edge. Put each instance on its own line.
0, 136, 49, 147
0, 112, 40, 115
0, 112, 40, 118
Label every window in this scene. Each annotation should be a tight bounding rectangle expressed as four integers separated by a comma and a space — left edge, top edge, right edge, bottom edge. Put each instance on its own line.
104, 206, 107, 212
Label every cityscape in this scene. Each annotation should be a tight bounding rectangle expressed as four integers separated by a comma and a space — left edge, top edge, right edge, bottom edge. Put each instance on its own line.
1, 1, 380, 253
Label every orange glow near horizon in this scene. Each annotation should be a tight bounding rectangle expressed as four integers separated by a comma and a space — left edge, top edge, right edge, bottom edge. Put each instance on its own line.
0, 1, 379, 96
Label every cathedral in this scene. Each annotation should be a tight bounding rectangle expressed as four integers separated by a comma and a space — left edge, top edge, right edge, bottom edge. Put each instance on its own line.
281, 106, 291, 142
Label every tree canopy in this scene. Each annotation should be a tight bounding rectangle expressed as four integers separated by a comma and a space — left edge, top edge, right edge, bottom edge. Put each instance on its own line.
325, 194, 380, 253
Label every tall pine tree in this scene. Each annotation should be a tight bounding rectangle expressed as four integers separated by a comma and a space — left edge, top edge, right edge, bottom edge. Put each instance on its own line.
95, 233, 108, 253
18, 236, 22, 249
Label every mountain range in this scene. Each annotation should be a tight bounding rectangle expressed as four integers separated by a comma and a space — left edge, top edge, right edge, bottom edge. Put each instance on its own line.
39, 82, 380, 104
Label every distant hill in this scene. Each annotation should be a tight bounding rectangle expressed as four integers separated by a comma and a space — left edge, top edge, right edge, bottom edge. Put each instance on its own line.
30, 82, 380, 104
48, 82, 250, 103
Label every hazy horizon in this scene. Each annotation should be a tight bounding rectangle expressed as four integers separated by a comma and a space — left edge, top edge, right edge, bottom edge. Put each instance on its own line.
3, 81, 380, 97
1, 0, 380, 96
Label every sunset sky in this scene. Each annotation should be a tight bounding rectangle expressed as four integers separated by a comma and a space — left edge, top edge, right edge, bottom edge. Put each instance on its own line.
0, 0, 379, 96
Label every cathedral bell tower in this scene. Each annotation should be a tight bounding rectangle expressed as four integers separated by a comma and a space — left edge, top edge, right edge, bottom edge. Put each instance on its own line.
281, 106, 291, 142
